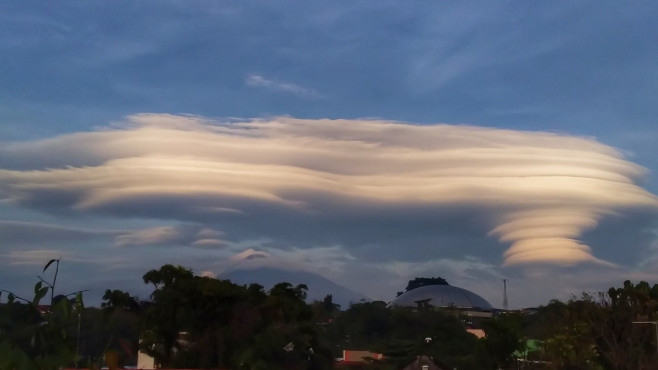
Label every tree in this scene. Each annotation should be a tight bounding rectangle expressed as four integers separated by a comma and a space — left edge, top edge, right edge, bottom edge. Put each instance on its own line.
522, 281, 658, 370
139, 265, 333, 369
481, 314, 523, 369
101, 289, 140, 314
140, 264, 195, 367
311, 294, 340, 324
587, 281, 658, 370
0, 260, 84, 369
404, 277, 449, 292
98, 289, 141, 367
334, 302, 490, 370
539, 299, 600, 370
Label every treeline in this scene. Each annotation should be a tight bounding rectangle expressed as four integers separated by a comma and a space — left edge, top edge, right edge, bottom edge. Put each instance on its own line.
1, 263, 658, 370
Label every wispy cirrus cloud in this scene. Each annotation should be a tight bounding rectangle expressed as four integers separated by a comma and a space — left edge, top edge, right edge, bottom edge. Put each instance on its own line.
1, 114, 656, 269
245, 74, 321, 98
3, 249, 80, 266
0, 219, 120, 244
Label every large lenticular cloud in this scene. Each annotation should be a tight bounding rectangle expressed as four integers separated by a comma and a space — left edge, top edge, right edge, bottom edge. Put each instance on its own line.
1, 114, 656, 265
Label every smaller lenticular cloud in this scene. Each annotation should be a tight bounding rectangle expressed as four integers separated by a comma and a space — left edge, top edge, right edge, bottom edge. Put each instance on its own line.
230, 248, 271, 262
246, 74, 321, 98
115, 226, 182, 246
115, 225, 227, 248
0, 115, 656, 266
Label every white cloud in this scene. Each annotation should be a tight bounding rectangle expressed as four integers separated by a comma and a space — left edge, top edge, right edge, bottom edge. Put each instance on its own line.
221, 244, 355, 276
0, 219, 121, 244
196, 228, 224, 239
1, 115, 656, 267
3, 249, 84, 266
199, 270, 216, 278
229, 248, 271, 262
115, 226, 182, 247
114, 224, 230, 249
245, 74, 321, 98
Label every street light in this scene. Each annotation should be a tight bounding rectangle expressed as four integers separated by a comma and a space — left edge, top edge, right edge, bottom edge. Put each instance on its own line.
632, 321, 658, 354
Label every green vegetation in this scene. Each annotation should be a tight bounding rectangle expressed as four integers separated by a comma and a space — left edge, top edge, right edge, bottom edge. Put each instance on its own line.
404, 277, 450, 291
2, 267, 658, 369
0, 259, 83, 370
138, 264, 332, 369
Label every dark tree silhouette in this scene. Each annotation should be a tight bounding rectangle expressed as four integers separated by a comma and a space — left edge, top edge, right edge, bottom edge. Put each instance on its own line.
405, 277, 449, 292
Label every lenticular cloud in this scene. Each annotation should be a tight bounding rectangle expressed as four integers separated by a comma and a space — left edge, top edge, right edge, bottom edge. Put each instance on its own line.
1, 114, 656, 265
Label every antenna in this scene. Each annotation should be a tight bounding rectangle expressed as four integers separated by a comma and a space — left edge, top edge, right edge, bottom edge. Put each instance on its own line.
503, 279, 508, 310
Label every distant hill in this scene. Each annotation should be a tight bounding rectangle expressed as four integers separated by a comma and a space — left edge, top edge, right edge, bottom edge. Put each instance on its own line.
222, 267, 369, 309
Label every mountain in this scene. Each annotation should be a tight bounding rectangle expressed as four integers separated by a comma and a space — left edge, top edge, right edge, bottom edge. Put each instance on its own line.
222, 267, 369, 309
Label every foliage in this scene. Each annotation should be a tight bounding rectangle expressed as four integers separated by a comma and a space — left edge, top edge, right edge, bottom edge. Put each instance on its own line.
4, 262, 658, 370
530, 299, 601, 370
481, 313, 523, 368
523, 280, 658, 370
102, 289, 140, 314
0, 259, 83, 370
138, 264, 333, 369
335, 301, 489, 370
311, 294, 340, 323
587, 281, 658, 370
404, 277, 449, 292
93, 289, 141, 367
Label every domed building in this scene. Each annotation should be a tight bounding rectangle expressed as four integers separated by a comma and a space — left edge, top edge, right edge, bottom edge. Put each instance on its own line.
388, 284, 493, 317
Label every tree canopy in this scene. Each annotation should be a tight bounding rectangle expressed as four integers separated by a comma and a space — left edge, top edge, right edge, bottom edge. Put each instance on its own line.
3, 264, 658, 370
405, 277, 449, 292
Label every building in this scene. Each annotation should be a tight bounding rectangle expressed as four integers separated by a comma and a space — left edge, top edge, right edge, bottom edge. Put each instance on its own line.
387, 284, 493, 318
402, 355, 444, 370
335, 350, 384, 368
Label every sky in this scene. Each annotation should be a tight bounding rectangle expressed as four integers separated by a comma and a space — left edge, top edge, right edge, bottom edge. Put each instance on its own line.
1, 1, 658, 309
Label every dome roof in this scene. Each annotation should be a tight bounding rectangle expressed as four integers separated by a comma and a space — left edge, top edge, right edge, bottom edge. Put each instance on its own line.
388, 285, 492, 310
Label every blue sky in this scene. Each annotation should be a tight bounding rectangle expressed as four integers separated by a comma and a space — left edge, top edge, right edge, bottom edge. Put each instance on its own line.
1, 1, 657, 308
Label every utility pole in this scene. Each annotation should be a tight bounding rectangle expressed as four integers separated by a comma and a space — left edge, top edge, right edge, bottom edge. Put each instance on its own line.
65, 289, 89, 369
503, 279, 508, 310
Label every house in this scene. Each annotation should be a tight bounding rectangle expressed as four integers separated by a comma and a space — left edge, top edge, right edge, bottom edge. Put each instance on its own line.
401, 355, 444, 370
335, 350, 384, 368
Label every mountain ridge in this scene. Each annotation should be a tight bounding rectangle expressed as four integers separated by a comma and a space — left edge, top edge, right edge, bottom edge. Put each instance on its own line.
221, 267, 370, 309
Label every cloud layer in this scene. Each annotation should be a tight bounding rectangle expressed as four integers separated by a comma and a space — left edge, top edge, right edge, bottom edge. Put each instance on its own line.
1, 115, 657, 266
